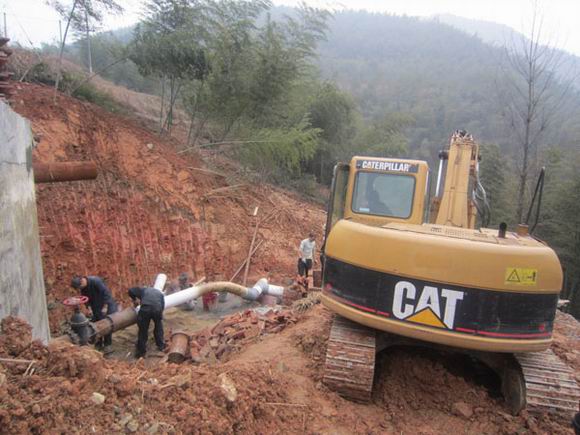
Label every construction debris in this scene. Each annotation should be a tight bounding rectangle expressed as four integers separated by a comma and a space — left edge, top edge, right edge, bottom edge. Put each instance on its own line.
187, 308, 297, 364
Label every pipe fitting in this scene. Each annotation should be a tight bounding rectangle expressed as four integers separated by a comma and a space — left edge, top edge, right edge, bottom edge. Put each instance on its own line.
168, 332, 190, 364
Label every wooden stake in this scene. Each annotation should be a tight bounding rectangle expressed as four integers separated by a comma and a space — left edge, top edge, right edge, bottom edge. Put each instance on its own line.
229, 239, 263, 282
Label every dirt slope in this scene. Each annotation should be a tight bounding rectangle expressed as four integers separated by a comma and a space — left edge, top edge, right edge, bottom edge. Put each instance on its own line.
10, 82, 325, 333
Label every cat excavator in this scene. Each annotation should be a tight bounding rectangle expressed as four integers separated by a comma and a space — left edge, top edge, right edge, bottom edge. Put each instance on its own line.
320, 131, 580, 417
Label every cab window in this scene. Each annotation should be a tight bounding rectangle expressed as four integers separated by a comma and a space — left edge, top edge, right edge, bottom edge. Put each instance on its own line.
352, 172, 415, 219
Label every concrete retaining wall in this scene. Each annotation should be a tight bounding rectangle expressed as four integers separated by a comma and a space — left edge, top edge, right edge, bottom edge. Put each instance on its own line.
0, 101, 50, 343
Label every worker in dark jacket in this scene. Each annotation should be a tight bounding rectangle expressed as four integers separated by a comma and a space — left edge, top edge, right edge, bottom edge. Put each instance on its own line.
128, 286, 166, 358
71, 275, 118, 354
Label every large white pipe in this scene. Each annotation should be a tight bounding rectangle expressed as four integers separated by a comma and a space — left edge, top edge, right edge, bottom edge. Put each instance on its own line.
154, 273, 167, 292
163, 279, 284, 309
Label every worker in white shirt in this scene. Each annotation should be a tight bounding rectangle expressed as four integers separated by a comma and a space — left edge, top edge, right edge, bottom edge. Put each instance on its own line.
298, 232, 316, 278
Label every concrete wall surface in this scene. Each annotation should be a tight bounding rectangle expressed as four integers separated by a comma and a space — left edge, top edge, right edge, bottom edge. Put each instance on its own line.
0, 101, 50, 343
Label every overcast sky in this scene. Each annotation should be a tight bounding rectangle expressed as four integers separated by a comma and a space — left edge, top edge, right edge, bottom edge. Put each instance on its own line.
1, 0, 578, 56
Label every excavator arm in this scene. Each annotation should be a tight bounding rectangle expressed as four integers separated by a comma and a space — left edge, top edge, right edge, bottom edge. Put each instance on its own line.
430, 131, 483, 229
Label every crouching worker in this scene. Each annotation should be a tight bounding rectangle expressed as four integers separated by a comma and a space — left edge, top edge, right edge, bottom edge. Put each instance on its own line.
71, 275, 118, 354
128, 286, 166, 358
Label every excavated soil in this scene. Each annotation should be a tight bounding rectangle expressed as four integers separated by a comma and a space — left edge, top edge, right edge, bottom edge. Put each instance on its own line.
1, 307, 577, 434
9, 82, 325, 334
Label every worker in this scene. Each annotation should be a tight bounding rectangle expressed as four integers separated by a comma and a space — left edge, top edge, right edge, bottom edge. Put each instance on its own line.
70, 275, 118, 354
128, 286, 166, 358
298, 232, 316, 278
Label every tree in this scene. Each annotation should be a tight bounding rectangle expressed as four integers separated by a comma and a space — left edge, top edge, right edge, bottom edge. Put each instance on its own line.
49, 0, 123, 97
478, 143, 513, 227
307, 82, 357, 183
500, 1, 573, 223
130, 0, 209, 134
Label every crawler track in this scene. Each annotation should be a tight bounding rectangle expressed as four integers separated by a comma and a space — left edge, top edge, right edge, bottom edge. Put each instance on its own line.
516, 349, 580, 416
322, 316, 376, 402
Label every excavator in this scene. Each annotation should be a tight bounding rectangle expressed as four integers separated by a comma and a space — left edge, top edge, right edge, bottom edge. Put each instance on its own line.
320, 131, 580, 416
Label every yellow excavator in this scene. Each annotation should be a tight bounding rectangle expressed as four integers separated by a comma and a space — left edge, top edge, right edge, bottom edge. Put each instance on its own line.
320, 131, 580, 416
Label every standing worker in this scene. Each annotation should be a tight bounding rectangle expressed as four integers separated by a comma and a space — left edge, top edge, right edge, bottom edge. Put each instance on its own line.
71, 275, 118, 354
128, 286, 166, 358
298, 232, 316, 279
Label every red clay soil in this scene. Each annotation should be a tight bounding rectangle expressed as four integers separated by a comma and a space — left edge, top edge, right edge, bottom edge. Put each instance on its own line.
553, 311, 580, 383
9, 82, 325, 334
1, 304, 578, 434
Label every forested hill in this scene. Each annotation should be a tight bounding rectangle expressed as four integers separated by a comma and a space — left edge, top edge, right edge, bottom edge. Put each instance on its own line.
316, 10, 580, 160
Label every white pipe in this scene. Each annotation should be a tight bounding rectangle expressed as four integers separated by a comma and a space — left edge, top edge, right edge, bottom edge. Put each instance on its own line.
163, 279, 285, 309
164, 285, 205, 309
263, 284, 284, 297
154, 273, 167, 292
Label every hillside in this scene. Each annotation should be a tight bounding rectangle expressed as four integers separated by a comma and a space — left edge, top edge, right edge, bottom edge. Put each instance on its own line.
433, 14, 580, 90
317, 10, 580, 160
10, 82, 325, 333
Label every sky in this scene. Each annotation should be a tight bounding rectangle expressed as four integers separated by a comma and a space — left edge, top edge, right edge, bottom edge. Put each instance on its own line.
1, 0, 579, 56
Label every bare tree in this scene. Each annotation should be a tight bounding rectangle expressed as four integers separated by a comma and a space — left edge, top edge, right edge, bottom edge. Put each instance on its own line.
49, 0, 123, 100
500, 0, 574, 223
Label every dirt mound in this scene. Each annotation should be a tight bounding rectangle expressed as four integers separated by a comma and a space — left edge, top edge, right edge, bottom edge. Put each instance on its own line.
1, 305, 578, 434
553, 311, 580, 382
0, 316, 301, 434
9, 83, 325, 334
0, 317, 32, 356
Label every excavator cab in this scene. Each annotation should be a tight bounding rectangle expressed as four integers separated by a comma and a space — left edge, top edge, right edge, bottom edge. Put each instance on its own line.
324, 158, 429, 239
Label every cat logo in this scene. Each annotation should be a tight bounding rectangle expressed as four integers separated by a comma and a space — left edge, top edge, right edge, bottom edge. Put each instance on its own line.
392, 281, 464, 329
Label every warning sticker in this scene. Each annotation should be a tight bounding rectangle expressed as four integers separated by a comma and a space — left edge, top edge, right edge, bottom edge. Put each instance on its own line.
505, 268, 538, 286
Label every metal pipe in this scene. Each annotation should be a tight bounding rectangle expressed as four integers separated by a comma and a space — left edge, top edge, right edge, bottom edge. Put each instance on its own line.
33, 161, 98, 183
168, 331, 189, 363
435, 157, 443, 197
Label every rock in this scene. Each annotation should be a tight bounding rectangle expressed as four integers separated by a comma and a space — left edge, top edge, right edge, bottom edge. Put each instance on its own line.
118, 414, 133, 426
147, 423, 160, 434
108, 374, 121, 384
498, 411, 513, 422
146, 143, 154, 150
91, 392, 106, 405
0, 371, 5, 387
276, 361, 289, 373
219, 373, 237, 403
31, 404, 41, 415
126, 420, 139, 433
474, 407, 485, 414
452, 401, 473, 419
177, 170, 190, 182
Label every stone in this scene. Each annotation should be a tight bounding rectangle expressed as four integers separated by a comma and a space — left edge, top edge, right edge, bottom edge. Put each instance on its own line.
147, 423, 160, 434
452, 401, 473, 419
118, 414, 133, 426
126, 420, 139, 433
498, 411, 513, 422
146, 143, 154, 150
219, 373, 237, 403
276, 361, 288, 373
91, 392, 106, 405
31, 404, 41, 415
